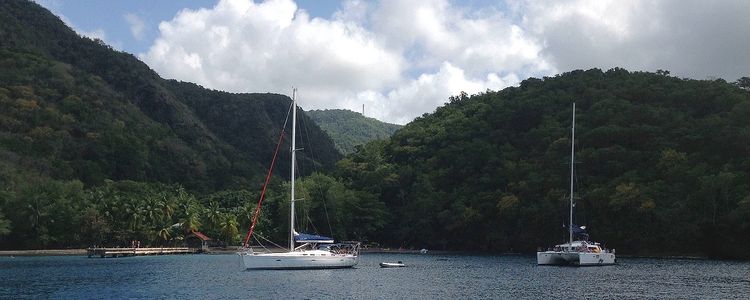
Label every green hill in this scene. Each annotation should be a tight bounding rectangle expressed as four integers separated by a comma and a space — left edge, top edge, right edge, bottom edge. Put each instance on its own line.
0, 0, 340, 190
0, 0, 344, 249
338, 68, 750, 258
3, 0, 749, 258
308, 109, 402, 154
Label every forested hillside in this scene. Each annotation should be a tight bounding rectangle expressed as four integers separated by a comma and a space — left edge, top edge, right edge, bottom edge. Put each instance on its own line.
0, 0, 353, 249
0, 0, 341, 191
337, 69, 750, 258
308, 109, 402, 154
2, 0, 749, 259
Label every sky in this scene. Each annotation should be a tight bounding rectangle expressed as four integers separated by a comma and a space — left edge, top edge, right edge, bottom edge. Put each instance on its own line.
36, 0, 750, 125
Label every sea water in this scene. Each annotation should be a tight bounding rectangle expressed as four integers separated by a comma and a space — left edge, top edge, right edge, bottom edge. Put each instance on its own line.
1, 253, 748, 299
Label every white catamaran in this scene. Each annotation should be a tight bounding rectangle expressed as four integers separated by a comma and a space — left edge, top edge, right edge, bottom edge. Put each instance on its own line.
537, 102, 616, 266
238, 89, 359, 270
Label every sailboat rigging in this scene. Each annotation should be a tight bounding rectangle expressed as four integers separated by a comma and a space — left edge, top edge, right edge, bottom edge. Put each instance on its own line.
238, 89, 359, 270
536, 102, 616, 266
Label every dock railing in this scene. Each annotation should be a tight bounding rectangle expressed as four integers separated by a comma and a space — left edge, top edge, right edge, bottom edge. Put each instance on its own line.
86, 247, 199, 258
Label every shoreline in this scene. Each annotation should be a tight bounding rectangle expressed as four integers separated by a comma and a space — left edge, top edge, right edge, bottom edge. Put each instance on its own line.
0, 249, 87, 256
0, 248, 729, 260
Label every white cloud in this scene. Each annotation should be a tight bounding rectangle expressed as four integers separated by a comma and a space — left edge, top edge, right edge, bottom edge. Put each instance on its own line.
514, 0, 750, 80
143, 0, 403, 112
124, 13, 146, 40
344, 62, 519, 124
80, 28, 107, 41
371, 0, 552, 77
141, 0, 750, 124
332, 0, 370, 24
142, 0, 544, 124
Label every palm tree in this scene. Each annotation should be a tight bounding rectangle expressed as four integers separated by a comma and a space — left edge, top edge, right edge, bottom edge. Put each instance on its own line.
205, 201, 222, 235
157, 194, 176, 221
239, 202, 255, 230
180, 208, 202, 233
143, 195, 162, 228
125, 200, 144, 232
156, 225, 172, 246
219, 214, 239, 245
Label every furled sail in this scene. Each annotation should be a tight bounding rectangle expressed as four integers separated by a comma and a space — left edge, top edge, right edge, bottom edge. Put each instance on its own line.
294, 231, 334, 243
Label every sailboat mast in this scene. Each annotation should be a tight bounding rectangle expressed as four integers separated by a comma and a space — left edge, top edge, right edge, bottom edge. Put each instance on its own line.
290, 88, 297, 252
569, 102, 576, 246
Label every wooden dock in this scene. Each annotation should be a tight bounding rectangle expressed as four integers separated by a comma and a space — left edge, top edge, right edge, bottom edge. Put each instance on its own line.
86, 247, 200, 258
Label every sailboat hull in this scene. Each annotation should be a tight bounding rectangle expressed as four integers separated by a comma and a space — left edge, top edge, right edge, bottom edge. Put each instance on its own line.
537, 251, 616, 266
239, 251, 358, 270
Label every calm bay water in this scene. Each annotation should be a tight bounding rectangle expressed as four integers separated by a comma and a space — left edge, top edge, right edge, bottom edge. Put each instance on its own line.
1, 253, 748, 299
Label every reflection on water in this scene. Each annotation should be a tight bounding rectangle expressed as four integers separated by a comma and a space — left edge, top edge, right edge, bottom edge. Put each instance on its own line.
1, 253, 748, 299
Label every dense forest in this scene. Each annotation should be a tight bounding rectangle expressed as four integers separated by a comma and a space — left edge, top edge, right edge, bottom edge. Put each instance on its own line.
1, 0, 749, 259
308, 109, 401, 154
0, 0, 341, 192
0, 0, 369, 249
338, 69, 750, 258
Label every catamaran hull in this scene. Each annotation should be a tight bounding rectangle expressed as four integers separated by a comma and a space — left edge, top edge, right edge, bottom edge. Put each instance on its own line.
239, 253, 358, 270
537, 251, 616, 266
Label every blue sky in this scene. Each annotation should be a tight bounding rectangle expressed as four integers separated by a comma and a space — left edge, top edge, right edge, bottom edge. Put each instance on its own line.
35, 0, 750, 124
38, 0, 508, 58
37, 0, 343, 54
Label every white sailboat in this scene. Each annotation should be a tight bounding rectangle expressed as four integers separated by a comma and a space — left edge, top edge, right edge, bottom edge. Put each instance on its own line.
238, 89, 359, 270
537, 102, 616, 266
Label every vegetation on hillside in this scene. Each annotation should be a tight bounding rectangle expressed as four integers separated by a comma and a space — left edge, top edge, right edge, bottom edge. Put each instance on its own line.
0, 0, 340, 193
1, 0, 749, 259
308, 109, 402, 154
0, 0, 364, 249
337, 69, 750, 258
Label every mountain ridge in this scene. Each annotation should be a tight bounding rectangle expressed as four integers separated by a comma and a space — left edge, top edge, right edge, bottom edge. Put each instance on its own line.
308, 109, 402, 154
0, 0, 341, 191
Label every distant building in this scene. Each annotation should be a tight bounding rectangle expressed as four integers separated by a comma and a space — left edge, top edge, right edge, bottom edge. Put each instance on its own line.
186, 230, 211, 252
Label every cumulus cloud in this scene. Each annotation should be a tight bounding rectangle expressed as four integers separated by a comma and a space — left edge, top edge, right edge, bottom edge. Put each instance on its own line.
141, 0, 750, 124
142, 0, 403, 112
142, 0, 543, 124
124, 13, 146, 40
80, 28, 107, 41
514, 0, 750, 80
371, 0, 552, 77
344, 62, 519, 124
332, 0, 370, 24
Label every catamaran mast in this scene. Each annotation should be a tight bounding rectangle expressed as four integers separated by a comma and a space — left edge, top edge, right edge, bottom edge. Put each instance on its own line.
569, 102, 575, 247
290, 88, 297, 252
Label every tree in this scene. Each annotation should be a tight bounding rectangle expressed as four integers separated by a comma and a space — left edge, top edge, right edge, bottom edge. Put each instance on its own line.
157, 194, 176, 222
180, 204, 202, 234
0, 211, 11, 237
219, 213, 239, 245
156, 225, 172, 246
204, 201, 223, 236
735, 77, 750, 89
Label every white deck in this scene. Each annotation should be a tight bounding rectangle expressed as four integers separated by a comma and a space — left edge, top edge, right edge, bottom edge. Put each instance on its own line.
537, 241, 616, 266
239, 250, 358, 270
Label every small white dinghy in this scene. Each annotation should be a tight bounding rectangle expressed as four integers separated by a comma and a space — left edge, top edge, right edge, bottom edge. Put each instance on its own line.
379, 261, 406, 268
